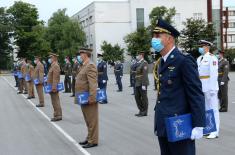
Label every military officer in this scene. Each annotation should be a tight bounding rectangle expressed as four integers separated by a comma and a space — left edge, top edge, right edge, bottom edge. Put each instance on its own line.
217, 50, 230, 112
152, 19, 205, 155
17, 58, 24, 94
197, 40, 220, 139
134, 51, 149, 117
71, 56, 80, 97
34, 56, 45, 107
130, 58, 137, 95
97, 53, 108, 103
114, 60, 123, 92
21, 58, 28, 94
13, 61, 19, 87
26, 60, 35, 99
63, 56, 72, 93
47, 53, 62, 121
75, 48, 98, 148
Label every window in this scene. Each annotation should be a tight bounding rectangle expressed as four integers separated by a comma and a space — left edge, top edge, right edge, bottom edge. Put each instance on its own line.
89, 16, 93, 25
226, 34, 235, 43
193, 13, 203, 20
136, 8, 144, 29
228, 11, 235, 16
173, 13, 181, 26
228, 22, 235, 28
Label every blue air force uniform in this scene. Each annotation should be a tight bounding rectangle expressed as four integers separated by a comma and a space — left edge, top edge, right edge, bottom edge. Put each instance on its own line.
114, 62, 123, 91
153, 19, 205, 155
97, 60, 108, 103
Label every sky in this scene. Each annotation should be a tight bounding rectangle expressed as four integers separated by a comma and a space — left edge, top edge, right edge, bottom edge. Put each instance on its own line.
0, 0, 234, 22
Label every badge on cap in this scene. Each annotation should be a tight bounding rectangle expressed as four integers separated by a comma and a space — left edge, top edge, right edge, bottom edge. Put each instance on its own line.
168, 80, 173, 85
170, 55, 174, 59
168, 66, 175, 71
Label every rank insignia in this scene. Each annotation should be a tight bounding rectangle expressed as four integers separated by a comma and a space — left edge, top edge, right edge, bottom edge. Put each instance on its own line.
213, 61, 217, 66
168, 66, 175, 71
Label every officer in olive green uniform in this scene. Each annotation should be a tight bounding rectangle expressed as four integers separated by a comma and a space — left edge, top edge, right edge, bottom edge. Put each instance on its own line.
26, 60, 35, 99
47, 53, 62, 121
71, 56, 80, 97
217, 50, 230, 112
75, 48, 98, 148
64, 56, 72, 93
134, 51, 149, 117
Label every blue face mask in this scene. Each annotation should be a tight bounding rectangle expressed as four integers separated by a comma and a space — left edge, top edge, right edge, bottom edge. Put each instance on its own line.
151, 38, 164, 53
77, 56, 83, 64
198, 48, 205, 55
48, 58, 52, 64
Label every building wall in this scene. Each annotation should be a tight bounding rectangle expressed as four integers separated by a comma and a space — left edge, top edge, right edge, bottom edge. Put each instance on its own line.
224, 7, 235, 49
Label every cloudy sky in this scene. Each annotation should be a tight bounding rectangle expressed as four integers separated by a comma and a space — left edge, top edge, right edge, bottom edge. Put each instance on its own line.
0, 0, 234, 22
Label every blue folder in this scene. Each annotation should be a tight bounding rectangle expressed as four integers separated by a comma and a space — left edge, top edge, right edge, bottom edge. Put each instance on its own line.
17, 71, 23, 79
25, 74, 31, 82
34, 79, 40, 85
76, 89, 107, 105
76, 92, 89, 105
203, 109, 217, 135
13, 71, 18, 76
165, 113, 192, 142
44, 76, 47, 83
44, 82, 64, 93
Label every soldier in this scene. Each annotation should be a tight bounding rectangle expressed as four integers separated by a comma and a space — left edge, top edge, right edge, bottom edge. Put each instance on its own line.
34, 56, 45, 107
17, 58, 24, 94
75, 48, 98, 148
114, 60, 123, 92
197, 40, 220, 139
134, 51, 149, 117
21, 58, 28, 94
217, 50, 229, 112
63, 56, 72, 93
47, 53, 62, 121
97, 53, 108, 103
130, 58, 137, 95
13, 61, 19, 87
26, 60, 35, 99
152, 19, 205, 155
71, 56, 80, 97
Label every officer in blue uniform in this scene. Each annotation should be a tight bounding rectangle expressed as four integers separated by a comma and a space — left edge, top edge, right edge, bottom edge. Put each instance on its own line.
152, 19, 206, 155
97, 53, 108, 103
114, 61, 123, 92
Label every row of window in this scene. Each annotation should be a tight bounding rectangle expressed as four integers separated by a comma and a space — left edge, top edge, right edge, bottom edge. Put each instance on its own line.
228, 11, 235, 16
80, 16, 93, 28
136, 8, 203, 29
224, 34, 235, 43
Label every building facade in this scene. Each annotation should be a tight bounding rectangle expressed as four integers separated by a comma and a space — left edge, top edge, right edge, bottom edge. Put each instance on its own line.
224, 6, 235, 49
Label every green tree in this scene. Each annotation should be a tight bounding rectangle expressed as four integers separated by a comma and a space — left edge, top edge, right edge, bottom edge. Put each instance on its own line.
179, 18, 217, 58
101, 41, 124, 64
7, 1, 41, 59
225, 48, 235, 68
45, 9, 86, 62
0, 7, 13, 70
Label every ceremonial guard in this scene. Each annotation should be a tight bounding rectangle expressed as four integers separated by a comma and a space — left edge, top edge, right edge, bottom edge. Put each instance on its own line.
152, 19, 205, 155
34, 56, 45, 107
63, 56, 72, 93
197, 40, 220, 139
114, 61, 123, 92
71, 56, 80, 97
97, 53, 108, 103
26, 60, 35, 99
47, 53, 62, 121
217, 50, 230, 112
75, 48, 99, 148
134, 51, 149, 117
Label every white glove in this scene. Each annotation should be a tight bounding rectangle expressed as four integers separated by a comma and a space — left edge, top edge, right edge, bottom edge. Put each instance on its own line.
191, 127, 203, 140
220, 82, 225, 85
210, 90, 216, 96
69, 76, 72, 79
120, 76, 122, 78
142, 85, 146, 90
102, 80, 106, 83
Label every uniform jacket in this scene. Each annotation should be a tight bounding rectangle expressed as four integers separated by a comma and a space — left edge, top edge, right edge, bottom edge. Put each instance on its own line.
218, 58, 229, 83
135, 59, 149, 87
97, 60, 108, 82
26, 64, 34, 81
72, 62, 80, 79
64, 62, 72, 76
47, 62, 61, 91
21, 63, 27, 78
114, 63, 123, 76
155, 48, 205, 137
197, 52, 219, 92
34, 62, 44, 84
75, 60, 98, 103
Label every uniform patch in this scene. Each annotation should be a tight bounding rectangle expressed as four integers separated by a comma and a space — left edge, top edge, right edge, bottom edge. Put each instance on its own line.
213, 61, 217, 66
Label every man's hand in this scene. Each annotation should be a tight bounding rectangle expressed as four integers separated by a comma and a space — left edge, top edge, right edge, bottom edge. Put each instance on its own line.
102, 80, 106, 83
52, 88, 57, 93
142, 85, 146, 90
191, 127, 203, 140
220, 82, 225, 86
88, 97, 96, 105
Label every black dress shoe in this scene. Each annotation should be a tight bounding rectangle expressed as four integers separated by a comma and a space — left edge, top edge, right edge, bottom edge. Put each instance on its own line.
82, 143, 98, 148
31, 96, 35, 99
17, 92, 22, 94
23, 92, 28, 94
219, 109, 227, 112
36, 104, 44, 107
138, 113, 147, 117
135, 113, 141, 116
70, 95, 75, 97
27, 97, 32, 99
116, 90, 122, 92
51, 117, 62, 122
79, 140, 88, 145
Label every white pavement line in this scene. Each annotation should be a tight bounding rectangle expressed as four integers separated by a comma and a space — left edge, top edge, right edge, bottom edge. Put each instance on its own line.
2, 77, 91, 155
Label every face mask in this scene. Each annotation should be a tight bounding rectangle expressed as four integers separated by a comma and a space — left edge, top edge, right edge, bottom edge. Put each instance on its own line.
215, 54, 219, 59
48, 58, 52, 64
198, 48, 205, 55
34, 60, 37, 64
77, 56, 83, 64
151, 38, 164, 53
